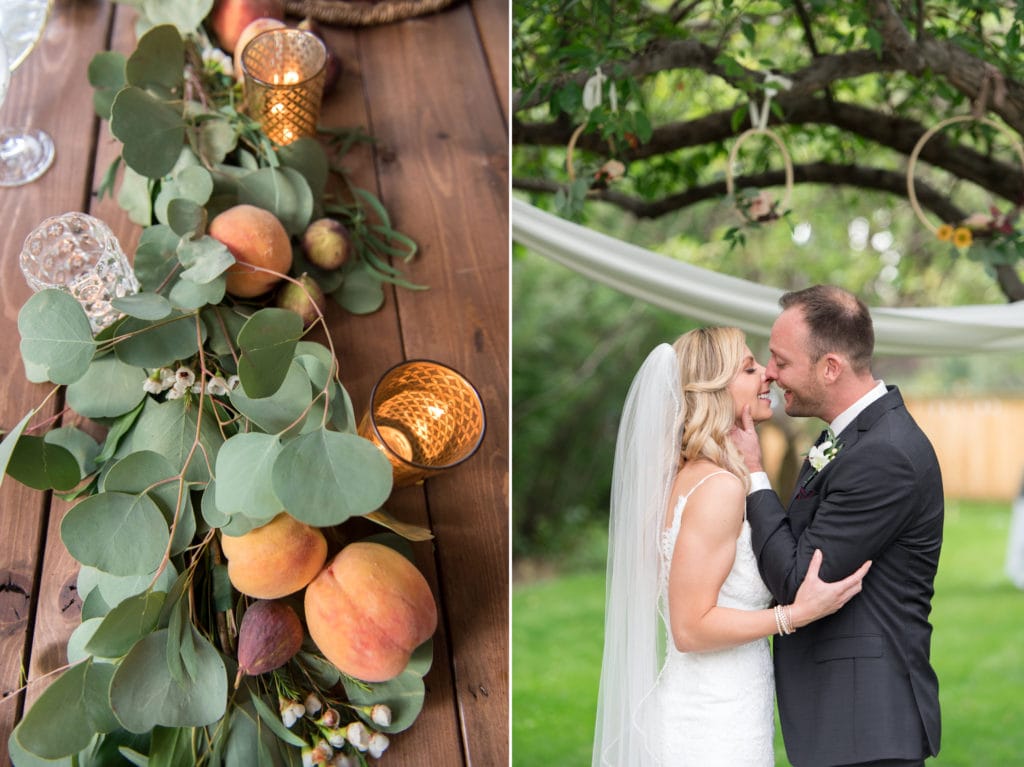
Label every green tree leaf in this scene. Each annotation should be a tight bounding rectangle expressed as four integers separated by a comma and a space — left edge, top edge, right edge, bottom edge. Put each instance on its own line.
140, 0, 214, 37
113, 312, 204, 368
134, 225, 180, 290
278, 138, 329, 201
18, 290, 96, 384
271, 428, 392, 526
44, 427, 101, 479
112, 292, 174, 321
88, 50, 127, 119
169, 274, 226, 310
86, 589, 167, 659
236, 308, 304, 399
228, 360, 313, 434
110, 87, 186, 179
116, 397, 223, 484
110, 628, 227, 732
0, 410, 34, 490
62, 492, 169, 576
7, 434, 81, 491
67, 354, 148, 418
78, 563, 179, 615
103, 451, 195, 556
214, 432, 284, 521
177, 235, 234, 283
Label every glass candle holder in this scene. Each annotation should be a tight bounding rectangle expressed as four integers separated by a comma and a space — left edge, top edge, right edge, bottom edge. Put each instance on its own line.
358, 360, 486, 487
241, 28, 327, 146
19, 212, 139, 334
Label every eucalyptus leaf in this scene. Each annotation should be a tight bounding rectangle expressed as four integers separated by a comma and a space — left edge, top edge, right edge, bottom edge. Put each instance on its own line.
168, 274, 226, 310
111, 293, 174, 321
67, 354, 148, 418
333, 267, 385, 315
103, 451, 195, 556
110, 87, 186, 179
62, 492, 169, 576
248, 691, 306, 747
117, 165, 154, 226
198, 117, 239, 165
78, 564, 178, 614
86, 589, 166, 659
177, 235, 234, 283
125, 25, 184, 96
95, 398, 145, 465
7, 435, 81, 491
228, 360, 312, 434
214, 432, 283, 520
12, 661, 105, 758
201, 305, 248, 360
342, 640, 432, 733
236, 308, 304, 399
114, 312, 203, 368
134, 225, 180, 291
146, 727, 194, 767
271, 428, 393, 526
141, 0, 213, 36
44, 427, 101, 478
237, 167, 314, 236
166, 198, 205, 239
0, 410, 34, 490
88, 51, 127, 119
110, 628, 227, 731
116, 397, 223, 484
329, 381, 357, 434
155, 164, 213, 226
277, 138, 329, 202
67, 618, 106, 665
18, 289, 96, 384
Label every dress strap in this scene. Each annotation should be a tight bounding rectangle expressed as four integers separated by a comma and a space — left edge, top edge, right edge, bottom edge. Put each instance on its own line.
668, 469, 736, 531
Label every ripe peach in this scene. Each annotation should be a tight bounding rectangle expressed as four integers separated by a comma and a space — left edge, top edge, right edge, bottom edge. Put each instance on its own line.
304, 542, 437, 682
208, 204, 293, 298
234, 17, 287, 81
221, 512, 327, 599
210, 0, 285, 54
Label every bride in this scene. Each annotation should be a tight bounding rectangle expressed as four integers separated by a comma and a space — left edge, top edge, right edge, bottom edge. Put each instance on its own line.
593, 327, 871, 767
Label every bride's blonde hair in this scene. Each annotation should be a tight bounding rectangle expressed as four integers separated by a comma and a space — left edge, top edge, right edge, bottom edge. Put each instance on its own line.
671, 327, 750, 486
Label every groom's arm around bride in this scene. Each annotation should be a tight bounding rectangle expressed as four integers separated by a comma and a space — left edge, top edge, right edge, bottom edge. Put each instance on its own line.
733, 285, 943, 767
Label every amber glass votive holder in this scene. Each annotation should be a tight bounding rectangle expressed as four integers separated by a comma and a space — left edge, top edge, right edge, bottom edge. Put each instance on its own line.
358, 360, 486, 487
241, 29, 327, 146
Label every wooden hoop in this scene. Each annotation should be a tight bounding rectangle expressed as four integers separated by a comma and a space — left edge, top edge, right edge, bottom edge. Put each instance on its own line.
725, 127, 795, 218
906, 114, 1024, 234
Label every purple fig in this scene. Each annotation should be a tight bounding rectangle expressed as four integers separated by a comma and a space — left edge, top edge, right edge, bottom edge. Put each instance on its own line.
276, 273, 327, 327
302, 218, 352, 270
235, 599, 304, 687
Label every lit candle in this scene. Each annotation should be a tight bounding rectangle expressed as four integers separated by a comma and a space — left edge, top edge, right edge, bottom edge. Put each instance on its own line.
241, 30, 328, 146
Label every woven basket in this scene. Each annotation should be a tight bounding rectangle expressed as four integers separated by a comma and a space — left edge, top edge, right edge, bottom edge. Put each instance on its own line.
285, 0, 458, 26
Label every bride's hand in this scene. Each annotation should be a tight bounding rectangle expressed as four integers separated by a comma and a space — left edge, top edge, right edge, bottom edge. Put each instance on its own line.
789, 549, 871, 629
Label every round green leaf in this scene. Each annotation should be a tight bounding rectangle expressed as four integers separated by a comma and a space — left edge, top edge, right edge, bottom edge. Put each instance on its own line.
278, 137, 329, 201
86, 590, 167, 659
177, 235, 234, 284
111, 292, 173, 321
103, 451, 195, 556
62, 492, 169, 576
198, 116, 239, 165
125, 24, 184, 95
117, 165, 154, 226
88, 50, 127, 120
78, 563, 178, 614
334, 267, 385, 315
229, 360, 312, 434
236, 308, 304, 399
214, 432, 283, 521
237, 167, 314, 236
18, 290, 96, 384
115, 397, 223, 484
67, 618, 106, 665
110, 86, 186, 179
140, 0, 214, 38
12, 663, 96, 759
44, 427, 101, 478
7, 435, 80, 491
169, 273, 226, 310
110, 628, 227, 732
0, 410, 35, 491
113, 312, 204, 368
134, 224, 180, 290
271, 428, 393, 526
67, 354, 147, 418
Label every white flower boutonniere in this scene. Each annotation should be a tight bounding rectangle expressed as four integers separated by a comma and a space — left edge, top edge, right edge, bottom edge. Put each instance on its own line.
807, 429, 842, 472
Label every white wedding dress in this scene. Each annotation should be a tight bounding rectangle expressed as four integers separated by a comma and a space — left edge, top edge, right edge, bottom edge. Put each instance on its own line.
645, 471, 775, 766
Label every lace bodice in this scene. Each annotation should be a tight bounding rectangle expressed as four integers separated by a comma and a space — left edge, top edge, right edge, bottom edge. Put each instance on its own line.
643, 469, 775, 766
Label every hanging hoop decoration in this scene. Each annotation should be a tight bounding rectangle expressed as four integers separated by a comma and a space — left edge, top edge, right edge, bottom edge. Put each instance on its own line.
725, 127, 795, 223
565, 123, 619, 185
906, 114, 1024, 235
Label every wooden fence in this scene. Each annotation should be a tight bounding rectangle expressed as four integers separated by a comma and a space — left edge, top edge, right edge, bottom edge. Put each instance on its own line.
760, 398, 1024, 503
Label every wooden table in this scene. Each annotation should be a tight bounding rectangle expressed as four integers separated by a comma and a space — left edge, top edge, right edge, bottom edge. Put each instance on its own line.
0, 2, 508, 764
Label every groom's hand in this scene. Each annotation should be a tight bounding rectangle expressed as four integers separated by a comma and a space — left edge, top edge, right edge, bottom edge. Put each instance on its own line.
730, 405, 764, 473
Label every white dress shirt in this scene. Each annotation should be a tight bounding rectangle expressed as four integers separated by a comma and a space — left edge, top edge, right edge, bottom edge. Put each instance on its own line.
748, 380, 887, 494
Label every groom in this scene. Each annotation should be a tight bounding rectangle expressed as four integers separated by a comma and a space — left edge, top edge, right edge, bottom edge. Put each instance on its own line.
733, 285, 942, 767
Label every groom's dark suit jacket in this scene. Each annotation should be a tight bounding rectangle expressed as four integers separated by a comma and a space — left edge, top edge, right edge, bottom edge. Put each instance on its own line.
748, 387, 942, 767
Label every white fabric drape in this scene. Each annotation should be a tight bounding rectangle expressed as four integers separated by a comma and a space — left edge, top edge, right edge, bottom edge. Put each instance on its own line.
512, 198, 1024, 355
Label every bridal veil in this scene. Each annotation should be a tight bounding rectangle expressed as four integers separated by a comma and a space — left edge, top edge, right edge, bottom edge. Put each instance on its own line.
593, 343, 682, 767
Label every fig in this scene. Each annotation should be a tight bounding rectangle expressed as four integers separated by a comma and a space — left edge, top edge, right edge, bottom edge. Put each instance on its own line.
302, 218, 352, 271
276, 273, 327, 327
235, 599, 304, 687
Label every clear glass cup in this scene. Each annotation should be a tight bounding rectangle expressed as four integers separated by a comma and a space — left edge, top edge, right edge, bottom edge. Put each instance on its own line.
0, 0, 56, 187
19, 213, 140, 334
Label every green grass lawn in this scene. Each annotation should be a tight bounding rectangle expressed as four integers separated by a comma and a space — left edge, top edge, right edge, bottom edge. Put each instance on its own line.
512, 500, 1024, 766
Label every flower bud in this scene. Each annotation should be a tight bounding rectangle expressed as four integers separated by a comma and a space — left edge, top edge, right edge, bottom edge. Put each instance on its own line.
325, 727, 346, 748
318, 707, 340, 728
311, 740, 334, 763
345, 721, 370, 751
368, 732, 390, 759
370, 703, 392, 727
279, 696, 305, 729
304, 692, 323, 716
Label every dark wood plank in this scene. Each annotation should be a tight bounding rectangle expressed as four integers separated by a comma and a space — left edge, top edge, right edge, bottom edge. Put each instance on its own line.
471, 0, 510, 122
0, 1, 115, 758
356, 7, 509, 765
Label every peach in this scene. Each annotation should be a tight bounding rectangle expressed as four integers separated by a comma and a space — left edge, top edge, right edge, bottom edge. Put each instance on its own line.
304, 542, 437, 682
233, 17, 287, 81
221, 512, 327, 599
210, 0, 285, 54
208, 204, 293, 298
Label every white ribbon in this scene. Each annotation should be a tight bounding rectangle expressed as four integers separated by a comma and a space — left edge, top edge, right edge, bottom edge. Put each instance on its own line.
582, 67, 619, 113
749, 72, 793, 130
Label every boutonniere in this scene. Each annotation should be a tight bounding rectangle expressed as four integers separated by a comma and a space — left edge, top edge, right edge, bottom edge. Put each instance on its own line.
801, 428, 843, 487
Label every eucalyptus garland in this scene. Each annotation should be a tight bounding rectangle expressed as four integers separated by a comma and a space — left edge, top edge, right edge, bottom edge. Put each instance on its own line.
2, 4, 434, 765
